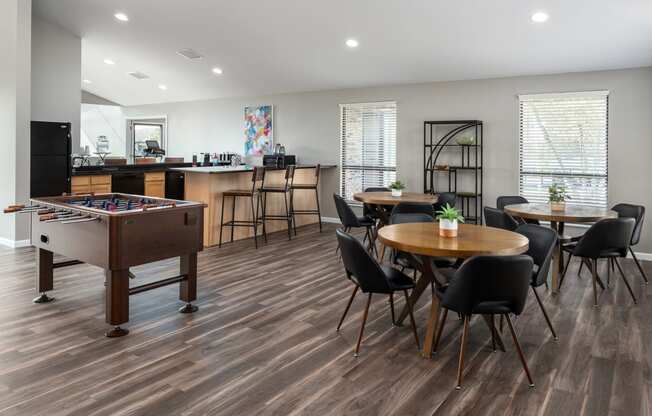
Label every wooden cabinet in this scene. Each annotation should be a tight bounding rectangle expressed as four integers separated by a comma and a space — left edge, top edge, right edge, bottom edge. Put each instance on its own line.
71, 175, 112, 194
144, 172, 165, 198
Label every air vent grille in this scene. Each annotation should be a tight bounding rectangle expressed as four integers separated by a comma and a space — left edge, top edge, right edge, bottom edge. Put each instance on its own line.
128, 71, 150, 80
177, 48, 204, 60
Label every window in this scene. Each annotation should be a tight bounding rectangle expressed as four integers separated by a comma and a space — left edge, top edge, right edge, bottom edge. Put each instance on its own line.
127, 117, 167, 159
518, 91, 608, 208
340, 101, 397, 202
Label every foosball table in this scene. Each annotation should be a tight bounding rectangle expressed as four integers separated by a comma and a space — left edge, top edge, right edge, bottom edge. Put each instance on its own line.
4, 193, 205, 337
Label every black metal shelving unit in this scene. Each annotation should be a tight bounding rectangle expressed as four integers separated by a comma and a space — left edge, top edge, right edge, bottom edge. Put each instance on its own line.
424, 120, 483, 224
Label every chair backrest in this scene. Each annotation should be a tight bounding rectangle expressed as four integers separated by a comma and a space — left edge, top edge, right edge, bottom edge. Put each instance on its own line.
433, 192, 456, 212
443, 255, 533, 316
336, 229, 391, 293
251, 166, 266, 193
333, 194, 360, 227
612, 203, 645, 246
484, 206, 519, 231
390, 212, 434, 225
516, 224, 557, 287
362, 187, 390, 217
497, 195, 528, 210
573, 217, 636, 259
391, 202, 434, 217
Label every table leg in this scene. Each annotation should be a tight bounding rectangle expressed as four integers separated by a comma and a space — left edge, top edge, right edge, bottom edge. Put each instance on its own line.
378, 244, 387, 263
550, 221, 563, 294
179, 253, 199, 313
105, 268, 130, 337
34, 248, 55, 303
422, 295, 441, 358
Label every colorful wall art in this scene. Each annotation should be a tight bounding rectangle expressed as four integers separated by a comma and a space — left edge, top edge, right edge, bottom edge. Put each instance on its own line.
244, 105, 273, 156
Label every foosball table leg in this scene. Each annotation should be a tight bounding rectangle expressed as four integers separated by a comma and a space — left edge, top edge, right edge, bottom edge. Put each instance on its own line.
105, 268, 130, 337
179, 252, 198, 314
34, 248, 55, 303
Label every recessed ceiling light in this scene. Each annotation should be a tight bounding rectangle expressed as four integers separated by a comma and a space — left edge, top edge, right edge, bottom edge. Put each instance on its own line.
345, 38, 359, 48
158, 84, 168, 90
82, 79, 92, 84
212, 67, 223, 75
114, 12, 129, 22
104, 59, 115, 65
531, 12, 549, 23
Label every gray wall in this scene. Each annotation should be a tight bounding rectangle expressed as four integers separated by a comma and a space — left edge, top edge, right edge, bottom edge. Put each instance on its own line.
125, 67, 652, 252
32, 16, 81, 152
0, 0, 31, 244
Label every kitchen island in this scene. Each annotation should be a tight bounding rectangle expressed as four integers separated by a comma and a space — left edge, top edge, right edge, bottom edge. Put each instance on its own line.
173, 165, 335, 247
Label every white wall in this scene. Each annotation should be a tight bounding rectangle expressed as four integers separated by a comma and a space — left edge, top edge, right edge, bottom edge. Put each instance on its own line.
125, 67, 652, 251
31, 16, 81, 152
0, 0, 31, 245
80, 104, 126, 157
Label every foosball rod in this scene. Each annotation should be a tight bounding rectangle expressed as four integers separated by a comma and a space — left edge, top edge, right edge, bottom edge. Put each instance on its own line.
61, 216, 100, 225
44, 214, 85, 223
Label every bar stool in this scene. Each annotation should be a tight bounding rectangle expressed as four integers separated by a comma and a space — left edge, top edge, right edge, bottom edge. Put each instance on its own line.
219, 167, 266, 248
290, 164, 322, 235
261, 165, 295, 240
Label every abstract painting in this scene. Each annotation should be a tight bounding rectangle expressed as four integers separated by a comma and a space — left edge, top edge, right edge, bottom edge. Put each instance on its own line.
244, 105, 273, 156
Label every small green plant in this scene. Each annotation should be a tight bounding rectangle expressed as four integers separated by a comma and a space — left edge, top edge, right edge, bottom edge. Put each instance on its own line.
435, 203, 465, 222
548, 183, 571, 203
389, 180, 406, 190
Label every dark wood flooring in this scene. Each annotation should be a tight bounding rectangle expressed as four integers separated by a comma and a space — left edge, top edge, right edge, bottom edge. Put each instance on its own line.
0, 224, 650, 415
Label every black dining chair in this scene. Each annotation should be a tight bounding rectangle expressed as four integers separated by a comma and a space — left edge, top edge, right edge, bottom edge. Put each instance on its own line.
431, 255, 535, 389
515, 224, 559, 339
433, 192, 457, 213
484, 206, 519, 231
612, 203, 648, 285
362, 187, 392, 225
567, 218, 637, 306
335, 229, 420, 356
497, 196, 540, 225
333, 194, 376, 254
391, 202, 435, 217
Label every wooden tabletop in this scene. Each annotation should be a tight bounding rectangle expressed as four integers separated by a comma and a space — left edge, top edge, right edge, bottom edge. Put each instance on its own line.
353, 192, 438, 206
377, 223, 529, 258
504, 203, 617, 223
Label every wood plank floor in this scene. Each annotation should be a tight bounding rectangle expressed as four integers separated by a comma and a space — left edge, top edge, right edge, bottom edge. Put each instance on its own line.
0, 223, 650, 416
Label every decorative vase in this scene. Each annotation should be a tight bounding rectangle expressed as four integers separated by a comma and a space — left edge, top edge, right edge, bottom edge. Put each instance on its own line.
391, 189, 403, 197
439, 219, 458, 237
550, 201, 566, 211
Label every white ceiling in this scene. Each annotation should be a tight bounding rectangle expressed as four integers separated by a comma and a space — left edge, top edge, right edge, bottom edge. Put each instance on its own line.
33, 0, 652, 106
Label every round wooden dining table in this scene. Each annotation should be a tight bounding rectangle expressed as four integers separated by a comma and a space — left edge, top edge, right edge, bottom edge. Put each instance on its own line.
504, 203, 617, 293
353, 191, 438, 226
377, 222, 529, 358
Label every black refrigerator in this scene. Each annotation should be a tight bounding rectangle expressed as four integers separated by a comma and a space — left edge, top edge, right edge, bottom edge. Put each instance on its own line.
30, 121, 71, 197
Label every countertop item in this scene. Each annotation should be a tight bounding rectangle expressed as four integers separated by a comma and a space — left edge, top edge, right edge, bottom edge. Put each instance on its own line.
171, 164, 336, 174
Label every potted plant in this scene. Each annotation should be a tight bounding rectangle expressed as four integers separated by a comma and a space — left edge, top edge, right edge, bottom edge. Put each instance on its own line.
548, 183, 570, 211
389, 180, 406, 197
436, 203, 464, 237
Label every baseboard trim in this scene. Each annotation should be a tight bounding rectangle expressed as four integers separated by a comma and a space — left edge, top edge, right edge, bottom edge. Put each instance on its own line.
321, 217, 341, 224
629, 251, 652, 262
0, 238, 31, 249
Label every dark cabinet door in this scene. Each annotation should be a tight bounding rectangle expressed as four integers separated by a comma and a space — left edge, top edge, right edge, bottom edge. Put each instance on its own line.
31, 121, 70, 155
31, 155, 70, 197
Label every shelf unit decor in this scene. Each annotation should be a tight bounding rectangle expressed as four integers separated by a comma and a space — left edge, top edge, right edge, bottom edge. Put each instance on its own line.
424, 120, 483, 224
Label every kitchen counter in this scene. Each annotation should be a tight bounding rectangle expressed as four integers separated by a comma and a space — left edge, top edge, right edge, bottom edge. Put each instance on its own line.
181, 164, 335, 247
72, 162, 193, 176
170, 164, 335, 174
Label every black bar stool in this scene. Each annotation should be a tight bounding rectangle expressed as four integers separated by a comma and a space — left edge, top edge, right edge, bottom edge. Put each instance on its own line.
289, 164, 322, 235
219, 167, 266, 248
261, 165, 295, 240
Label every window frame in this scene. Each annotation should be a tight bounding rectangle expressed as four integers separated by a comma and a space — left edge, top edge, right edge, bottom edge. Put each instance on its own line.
339, 101, 398, 204
517, 90, 609, 209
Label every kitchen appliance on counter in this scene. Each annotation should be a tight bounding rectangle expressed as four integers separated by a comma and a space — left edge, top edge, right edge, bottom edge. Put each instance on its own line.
31, 121, 72, 197
263, 155, 296, 169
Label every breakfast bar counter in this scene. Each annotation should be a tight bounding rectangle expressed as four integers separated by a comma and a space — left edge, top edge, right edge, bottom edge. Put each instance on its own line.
176, 165, 335, 246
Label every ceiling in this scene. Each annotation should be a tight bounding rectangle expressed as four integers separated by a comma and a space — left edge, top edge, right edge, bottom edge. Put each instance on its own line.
33, 0, 652, 106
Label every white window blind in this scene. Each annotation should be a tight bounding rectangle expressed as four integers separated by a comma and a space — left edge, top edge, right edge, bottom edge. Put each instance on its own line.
519, 91, 609, 208
340, 101, 397, 202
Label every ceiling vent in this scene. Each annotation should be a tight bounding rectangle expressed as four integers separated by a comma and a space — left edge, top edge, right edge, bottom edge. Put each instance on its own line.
128, 71, 150, 80
177, 48, 204, 60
